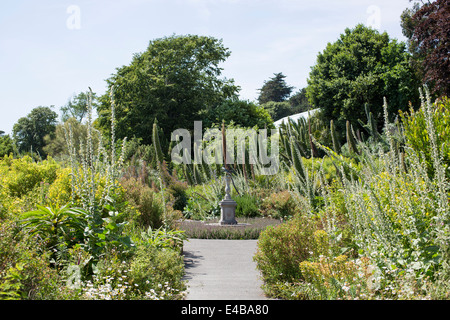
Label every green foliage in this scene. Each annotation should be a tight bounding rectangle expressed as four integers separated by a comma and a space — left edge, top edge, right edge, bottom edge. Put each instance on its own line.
128, 244, 186, 299
43, 117, 99, 160
152, 120, 165, 166
261, 101, 293, 122
204, 99, 274, 129
288, 88, 313, 114
60, 91, 99, 123
13, 106, 58, 157
167, 179, 188, 212
120, 177, 165, 229
258, 72, 293, 104
0, 155, 59, 198
0, 220, 63, 300
330, 120, 341, 154
278, 114, 329, 162
260, 190, 297, 220
346, 120, 360, 155
19, 204, 86, 248
138, 226, 187, 252
183, 181, 223, 220
76, 245, 186, 300
254, 214, 320, 285
0, 134, 16, 157
235, 193, 260, 218
306, 24, 420, 137
400, 96, 450, 178
97, 34, 239, 148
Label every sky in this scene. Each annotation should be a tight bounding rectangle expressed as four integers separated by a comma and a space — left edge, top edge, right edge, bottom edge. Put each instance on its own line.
0, 0, 413, 135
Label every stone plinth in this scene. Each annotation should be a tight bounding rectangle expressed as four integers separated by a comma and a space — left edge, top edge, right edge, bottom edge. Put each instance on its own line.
219, 199, 237, 225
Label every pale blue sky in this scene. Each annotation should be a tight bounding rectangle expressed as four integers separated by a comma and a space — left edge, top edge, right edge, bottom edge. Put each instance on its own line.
0, 0, 412, 135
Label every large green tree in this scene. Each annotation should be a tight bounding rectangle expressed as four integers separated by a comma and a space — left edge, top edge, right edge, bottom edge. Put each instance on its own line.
204, 98, 274, 129
257, 72, 293, 105
96, 34, 239, 147
60, 91, 99, 123
306, 24, 420, 135
0, 133, 16, 157
12, 106, 58, 157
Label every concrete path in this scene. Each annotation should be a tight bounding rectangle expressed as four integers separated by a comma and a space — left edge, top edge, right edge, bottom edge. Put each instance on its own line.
182, 239, 267, 300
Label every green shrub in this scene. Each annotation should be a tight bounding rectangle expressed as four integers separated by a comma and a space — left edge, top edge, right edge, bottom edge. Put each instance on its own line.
235, 194, 259, 218
19, 204, 86, 249
400, 96, 450, 179
0, 220, 63, 300
254, 214, 319, 285
0, 155, 59, 198
129, 244, 186, 299
138, 226, 187, 252
183, 182, 223, 220
260, 190, 297, 219
120, 177, 164, 228
167, 179, 188, 212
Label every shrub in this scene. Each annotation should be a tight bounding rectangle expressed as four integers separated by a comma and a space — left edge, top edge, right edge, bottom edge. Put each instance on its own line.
235, 194, 260, 218
338, 92, 450, 298
260, 190, 297, 219
400, 96, 450, 179
0, 220, 63, 300
0, 155, 59, 198
19, 204, 87, 250
183, 182, 223, 220
167, 179, 188, 212
138, 226, 187, 252
298, 255, 373, 300
120, 177, 164, 229
129, 244, 186, 299
47, 167, 72, 207
254, 214, 320, 285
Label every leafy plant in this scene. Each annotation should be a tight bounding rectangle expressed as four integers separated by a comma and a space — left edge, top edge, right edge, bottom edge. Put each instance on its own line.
235, 194, 260, 218
20, 204, 86, 247
139, 226, 187, 252
254, 214, 319, 285
260, 190, 297, 220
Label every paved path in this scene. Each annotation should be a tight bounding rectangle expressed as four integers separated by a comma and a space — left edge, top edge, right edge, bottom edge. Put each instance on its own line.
182, 239, 267, 300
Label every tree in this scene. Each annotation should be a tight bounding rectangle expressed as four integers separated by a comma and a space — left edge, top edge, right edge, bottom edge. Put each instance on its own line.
96, 34, 239, 149
260, 101, 292, 122
204, 98, 274, 128
257, 72, 293, 104
0, 134, 16, 157
406, 0, 450, 97
306, 24, 420, 136
289, 88, 313, 113
13, 106, 58, 157
60, 91, 98, 123
43, 117, 99, 159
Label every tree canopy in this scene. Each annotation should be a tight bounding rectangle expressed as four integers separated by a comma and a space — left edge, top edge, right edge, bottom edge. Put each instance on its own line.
96, 34, 239, 147
60, 91, 99, 123
306, 24, 420, 135
13, 106, 58, 157
204, 98, 274, 129
257, 72, 293, 105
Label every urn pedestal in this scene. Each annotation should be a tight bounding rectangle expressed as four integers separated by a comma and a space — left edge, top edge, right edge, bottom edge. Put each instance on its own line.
219, 173, 237, 225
